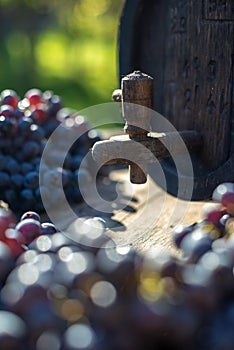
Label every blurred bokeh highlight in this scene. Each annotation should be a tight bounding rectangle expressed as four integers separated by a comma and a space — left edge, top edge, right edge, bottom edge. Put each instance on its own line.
0, 0, 124, 122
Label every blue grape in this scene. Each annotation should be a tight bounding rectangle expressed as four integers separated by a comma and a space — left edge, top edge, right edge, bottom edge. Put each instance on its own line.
0, 89, 19, 108
13, 108, 24, 120
48, 94, 63, 116
24, 171, 39, 190
0, 138, 7, 150
0, 171, 10, 188
42, 119, 59, 137
12, 136, 25, 149
42, 89, 54, 102
173, 224, 196, 248
0, 105, 14, 118
0, 154, 7, 170
41, 222, 57, 235
20, 162, 34, 175
20, 188, 34, 200
15, 151, 24, 162
20, 189, 35, 210
1, 138, 12, 153
22, 141, 40, 160
5, 157, 20, 175
30, 124, 45, 142
0, 116, 15, 136
11, 174, 24, 189
31, 157, 41, 166
4, 189, 17, 208
20, 211, 41, 222
18, 117, 32, 136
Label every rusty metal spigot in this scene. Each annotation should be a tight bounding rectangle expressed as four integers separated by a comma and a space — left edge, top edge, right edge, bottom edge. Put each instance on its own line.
92, 71, 203, 184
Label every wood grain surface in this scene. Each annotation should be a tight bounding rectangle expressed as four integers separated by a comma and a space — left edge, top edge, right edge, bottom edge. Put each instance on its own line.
49, 167, 206, 255
119, 0, 234, 200
105, 169, 205, 254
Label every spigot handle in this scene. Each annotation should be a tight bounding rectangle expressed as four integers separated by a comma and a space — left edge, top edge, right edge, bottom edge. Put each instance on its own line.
122, 70, 153, 138
121, 71, 154, 183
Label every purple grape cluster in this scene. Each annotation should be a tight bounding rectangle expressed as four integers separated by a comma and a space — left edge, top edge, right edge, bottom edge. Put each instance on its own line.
0, 89, 101, 213
0, 183, 234, 349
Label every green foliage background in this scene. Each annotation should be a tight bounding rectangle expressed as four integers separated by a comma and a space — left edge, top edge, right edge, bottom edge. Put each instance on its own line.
0, 0, 124, 123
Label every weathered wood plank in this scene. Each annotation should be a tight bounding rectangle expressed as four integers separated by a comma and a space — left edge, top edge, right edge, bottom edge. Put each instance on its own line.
48, 168, 204, 255
108, 169, 204, 254
119, 0, 234, 200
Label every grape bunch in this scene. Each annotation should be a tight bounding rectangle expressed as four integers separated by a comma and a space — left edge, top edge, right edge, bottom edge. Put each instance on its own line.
0, 183, 233, 349
0, 88, 101, 213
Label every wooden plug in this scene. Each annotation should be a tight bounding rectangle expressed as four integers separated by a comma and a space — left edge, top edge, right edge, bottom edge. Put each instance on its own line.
121, 71, 153, 183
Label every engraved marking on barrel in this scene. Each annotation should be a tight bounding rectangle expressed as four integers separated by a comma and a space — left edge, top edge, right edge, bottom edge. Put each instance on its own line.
194, 85, 200, 104
182, 60, 190, 78
170, 7, 187, 33
220, 89, 229, 119
184, 89, 192, 111
207, 93, 216, 114
182, 57, 200, 79
204, 0, 234, 20
207, 60, 217, 82
193, 57, 200, 70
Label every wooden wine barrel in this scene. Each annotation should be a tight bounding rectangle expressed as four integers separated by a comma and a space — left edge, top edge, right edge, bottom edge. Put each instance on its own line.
119, 0, 234, 200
